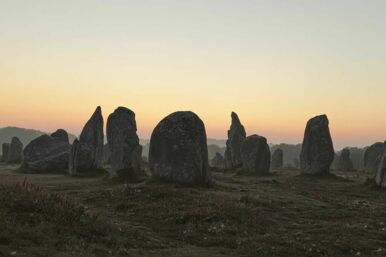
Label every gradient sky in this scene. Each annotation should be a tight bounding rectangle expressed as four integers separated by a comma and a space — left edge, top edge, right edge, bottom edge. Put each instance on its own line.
1, 0, 386, 149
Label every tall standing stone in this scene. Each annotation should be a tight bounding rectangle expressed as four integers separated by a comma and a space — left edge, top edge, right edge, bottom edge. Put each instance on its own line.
69, 106, 104, 174
240, 135, 271, 174
271, 148, 284, 170
7, 137, 23, 163
364, 142, 383, 174
224, 112, 246, 169
106, 107, 142, 177
149, 111, 210, 185
375, 141, 386, 188
338, 148, 355, 171
300, 115, 334, 175
1, 143, 10, 162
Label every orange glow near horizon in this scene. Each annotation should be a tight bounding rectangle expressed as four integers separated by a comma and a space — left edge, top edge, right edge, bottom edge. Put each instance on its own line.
1, 96, 385, 150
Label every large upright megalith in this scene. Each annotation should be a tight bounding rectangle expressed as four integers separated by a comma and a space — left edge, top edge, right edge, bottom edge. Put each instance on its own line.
23, 130, 70, 172
69, 106, 104, 174
300, 115, 334, 175
106, 107, 142, 177
338, 148, 355, 171
240, 135, 271, 174
224, 112, 246, 169
271, 148, 284, 170
1, 143, 10, 162
375, 142, 386, 188
149, 111, 210, 185
7, 137, 23, 163
364, 142, 383, 174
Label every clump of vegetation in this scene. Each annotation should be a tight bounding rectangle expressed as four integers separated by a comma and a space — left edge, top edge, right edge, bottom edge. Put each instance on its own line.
113, 184, 277, 249
0, 180, 95, 256
2, 167, 386, 257
101, 172, 386, 257
0, 179, 162, 257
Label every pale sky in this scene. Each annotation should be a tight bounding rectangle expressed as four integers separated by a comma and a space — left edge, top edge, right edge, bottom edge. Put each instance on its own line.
1, 0, 386, 149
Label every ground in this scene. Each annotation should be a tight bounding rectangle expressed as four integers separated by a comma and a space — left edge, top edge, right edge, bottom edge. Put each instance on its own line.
1, 164, 386, 257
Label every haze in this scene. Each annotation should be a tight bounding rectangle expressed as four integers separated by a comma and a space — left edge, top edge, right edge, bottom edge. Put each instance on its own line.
1, 0, 386, 149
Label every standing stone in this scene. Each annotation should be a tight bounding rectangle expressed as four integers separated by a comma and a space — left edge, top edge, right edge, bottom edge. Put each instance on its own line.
69, 106, 104, 174
331, 153, 339, 170
271, 148, 284, 170
300, 115, 334, 175
149, 111, 210, 185
51, 129, 69, 143
1, 143, 10, 162
240, 135, 271, 174
364, 142, 384, 174
293, 158, 300, 169
338, 148, 355, 171
375, 141, 386, 188
7, 137, 23, 163
23, 133, 70, 172
224, 112, 246, 169
106, 107, 142, 177
211, 152, 225, 168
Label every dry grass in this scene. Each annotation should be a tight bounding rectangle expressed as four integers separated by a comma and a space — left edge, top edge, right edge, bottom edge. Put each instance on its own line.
0, 177, 167, 257
1, 164, 386, 257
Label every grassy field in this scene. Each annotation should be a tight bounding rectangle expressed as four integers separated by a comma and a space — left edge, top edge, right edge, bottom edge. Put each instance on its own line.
1, 163, 386, 257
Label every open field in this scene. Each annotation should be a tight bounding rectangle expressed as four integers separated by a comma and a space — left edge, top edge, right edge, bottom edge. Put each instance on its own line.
1, 164, 386, 257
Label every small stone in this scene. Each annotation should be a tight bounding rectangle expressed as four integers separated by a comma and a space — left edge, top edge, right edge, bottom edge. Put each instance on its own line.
7, 137, 23, 163
240, 134, 271, 174
210, 152, 225, 168
338, 148, 355, 171
375, 141, 386, 187
364, 142, 383, 174
271, 148, 284, 170
1, 143, 10, 162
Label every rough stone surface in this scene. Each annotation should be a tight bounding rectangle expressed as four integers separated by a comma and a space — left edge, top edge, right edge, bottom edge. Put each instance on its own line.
149, 111, 210, 185
271, 148, 284, 170
210, 152, 225, 168
338, 148, 355, 171
106, 107, 142, 177
375, 142, 386, 188
23, 134, 70, 172
300, 115, 334, 175
69, 106, 104, 174
364, 142, 384, 174
7, 137, 23, 163
240, 135, 271, 174
51, 129, 69, 143
224, 112, 246, 169
1, 143, 10, 162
